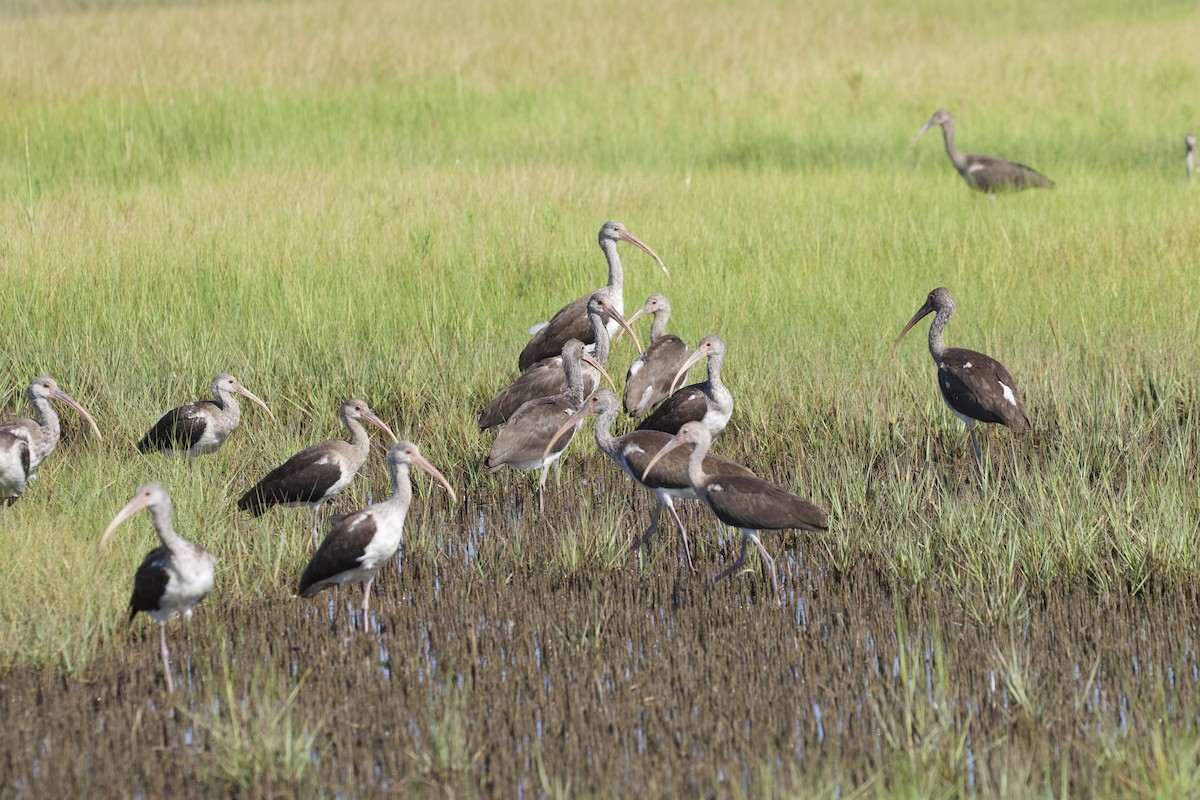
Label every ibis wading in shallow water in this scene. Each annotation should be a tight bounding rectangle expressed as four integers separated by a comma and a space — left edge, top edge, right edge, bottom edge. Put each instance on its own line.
137, 373, 276, 460
478, 294, 636, 430
623, 293, 691, 417
913, 109, 1055, 195
641, 423, 828, 604
0, 376, 102, 478
238, 398, 398, 544
0, 432, 31, 511
101, 482, 216, 694
299, 441, 456, 621
636, 334, 733, 438
892, 287, 1030, 480
543, 390, 755, 572
518, 221, 667, 371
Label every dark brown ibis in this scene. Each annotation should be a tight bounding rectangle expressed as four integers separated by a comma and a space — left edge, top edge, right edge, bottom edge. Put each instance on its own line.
892, 287, 1030, 481
238, 398, 399, 544
137, 373, 276, 460
1187, 133, 1196, 181
635, 334, 733, 438
518, 221, 666, 370
0, 432, 31, 513
913, 109, 1055, 195
486, 339, 611, 511
0, 376, 102, 478
542, 390, 755, 571
299, 441, 456, 622
641, 422, 828, 603
100, 482, 216, 693
478, 294, 637, 430
623, 293, 691, 417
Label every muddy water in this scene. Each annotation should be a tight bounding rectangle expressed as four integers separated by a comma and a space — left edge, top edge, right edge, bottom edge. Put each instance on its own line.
2, 480, 1198, 797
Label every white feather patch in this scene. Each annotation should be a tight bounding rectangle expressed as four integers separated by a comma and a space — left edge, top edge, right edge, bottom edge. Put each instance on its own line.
999, 382, 1018, 407
529, 322, 548, 336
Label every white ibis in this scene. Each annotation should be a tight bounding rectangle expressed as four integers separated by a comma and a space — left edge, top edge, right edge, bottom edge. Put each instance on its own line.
0, 376, 102, 478
518, 221, 667, 370
913, 109, 1055, 195
892, 287, 1030, 480
0, 432, 31, 513
100, 482, 216, 693
299, 441, 456, 621
641, 422, 828, 603
623, 293, 691, 417
137, 373, 276, 460
1187, 134, 1196, 181
478, 294, 638, 430
635, 334, 733, 438
486, 339, 611, 512
238, 398, 399, 544
542, 390, 755, 571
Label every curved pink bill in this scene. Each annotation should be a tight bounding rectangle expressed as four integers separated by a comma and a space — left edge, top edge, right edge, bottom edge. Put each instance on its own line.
235, 385, 278, 424
603, 304, 644, 354
890, 302, 936, 356
362, 410, 400, 443
619, 229, 669, 280
581, 352, 618, 394
99, 493, 150, 551
540, 404, 596, 465
410, 451, 458, 505
52, 389, 102, 440
639, 430, 689, 482
911, 119, 937, 147
668, 346, 710, 395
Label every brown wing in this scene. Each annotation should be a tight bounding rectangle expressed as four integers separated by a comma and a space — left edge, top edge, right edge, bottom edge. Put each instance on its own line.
237, 444, 346, 514
518, 294, 594, 370
137, 401, 216, 453
702, 475, 828, 532
623, 335, 690, 416
938, 348, 1030, 431
965, 154, 1055, 192
129, 546, 172, 621
478, 356, 565, 430
634, 384, 709, 435
298, 512, 380, 596
619, 430, 754, 491
486, 397, 578, 469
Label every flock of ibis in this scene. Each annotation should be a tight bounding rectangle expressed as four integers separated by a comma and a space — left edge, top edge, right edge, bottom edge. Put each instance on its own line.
2, 110, 1191, 692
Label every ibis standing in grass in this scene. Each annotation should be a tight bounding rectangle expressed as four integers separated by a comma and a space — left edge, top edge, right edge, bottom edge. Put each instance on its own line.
543, 390, 755, 572
636, 334, 733, 438
0, 376, 102, 478
101, 482, 216, 693
0, 432, 31, 512
479, 294, 637, 430
299, 441, 456, 622
641, 422, 828, 604
892, 287, 1030, 481
1187, 133, 1196, 181
238, 398, 398, 544
137, 373, 276, 460
912, 109, 1055, 195
518, 221, 667, 370
623, 293, 691, 417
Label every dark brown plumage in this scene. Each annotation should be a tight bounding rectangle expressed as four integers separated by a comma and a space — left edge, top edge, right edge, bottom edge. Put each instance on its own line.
623, 293, 691, 417
137, 373, 274, 459
635, 334, 733, 438
913, 109, 1054, 195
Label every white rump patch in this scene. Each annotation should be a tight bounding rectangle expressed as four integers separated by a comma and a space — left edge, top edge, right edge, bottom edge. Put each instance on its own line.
999, 382, 1017, 407
963, 361, 972, 369
967, 163, 985, 173
528, 322, 548, 336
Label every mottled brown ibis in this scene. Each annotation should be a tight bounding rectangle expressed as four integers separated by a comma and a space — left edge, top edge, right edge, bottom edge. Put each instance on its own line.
0, 432, 31, 512
138, 373, 275, 460
635, 334, 733, 438
623, 293, 690, 417
913, 109, 1055, 195
0, 376, 102, 478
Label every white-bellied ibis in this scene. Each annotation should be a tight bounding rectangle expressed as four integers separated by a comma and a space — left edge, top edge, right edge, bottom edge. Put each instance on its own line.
0, 376, 102, 478
913, 109, 1055, 195
892, 287, 1030, 480
1187, 134, 1196, 181
641, 422, 828, 604
635, 334, 733, 438
478, 294, 637, 430
299, 441, 456, 622
100, 482, 216, 693
238, 398, 399, 544
518, 221, 666, 370
486, 339, 612, 511
623, 293, 691, 417
0, 432, 31, 513
137, 373, 276, 460
542, 390, 755, 571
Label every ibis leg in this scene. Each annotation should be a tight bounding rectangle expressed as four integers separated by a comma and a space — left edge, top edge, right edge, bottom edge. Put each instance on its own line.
361, 578, 373, 623
746, 530, 782, 604
537, 465, 550, 513
967, 422, 984, 483
310, 505, 322, 547
713, 534, 749, 584
628, 497, 664, 556
662, 496, 696, 573
159, 623, 174, 694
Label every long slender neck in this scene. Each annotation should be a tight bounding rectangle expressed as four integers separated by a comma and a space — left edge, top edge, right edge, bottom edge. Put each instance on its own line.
592, 404, 620, 457
588, 310, 610, 364
149, 500, 188, 554
650, 308, 669, 344
29, 393, 60, 436
213, 387, 242, 425
927, 307, 951, 359
385, 462, 413, 510
342, 413, 371, 458
685, 437, 711, 489
940, 120, 968, 171
705, 349, 726, 391
600, 238, 624, 304
562, 354, 586, 406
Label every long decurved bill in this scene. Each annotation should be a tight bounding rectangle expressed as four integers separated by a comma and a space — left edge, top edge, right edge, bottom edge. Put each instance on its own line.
619, 229, 669, 280
640, 429, 690, 481
911, 118, 938, 147
99, 493, 149, 551
362, 410, 400, 443
580, 353, 618, 394
410, 449, 458, 505
890, 301, 936, 356
668, 345, 710, 395
52, 389, 102, 440
540, 403, 595, 465
604, 304, 645, 354
234, 385, 278, 424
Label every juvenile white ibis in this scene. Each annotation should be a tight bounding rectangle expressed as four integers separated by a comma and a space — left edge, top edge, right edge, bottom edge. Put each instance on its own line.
892, 287, 1030, 480
299, 441, 456, 621
518, 221, 667, 370
1187, 134, 1196, 181
623, 293, 691, 417
238, 398, 399, 544
635, 334, 733, 438
0, 432, 31, 512
543, 390, 755, 571
486, 339, 611, 511
478, 294, 637, 430
137, 373, 276, 460
913, 109, 1055, 195
100, 482, 216, 693
641, 422, 828, 603
0, 376, 102, 477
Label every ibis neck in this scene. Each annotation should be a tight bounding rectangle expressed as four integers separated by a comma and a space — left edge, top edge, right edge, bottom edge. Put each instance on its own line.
705, 349, 726, 391
562, 354, 586, 407
342, 414, 371, 457
213, 387, 242, 425
650, 309, 669, 343
149, 500, 188, 554
686, 437, 711, 489
927, 307, 951, 359
384, 462, 414, 510
29, 394, 60, 437
592, 404, 620, 457
588, 311, 610, 364
940, 121, 968, 171
600, 239, 624, 305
